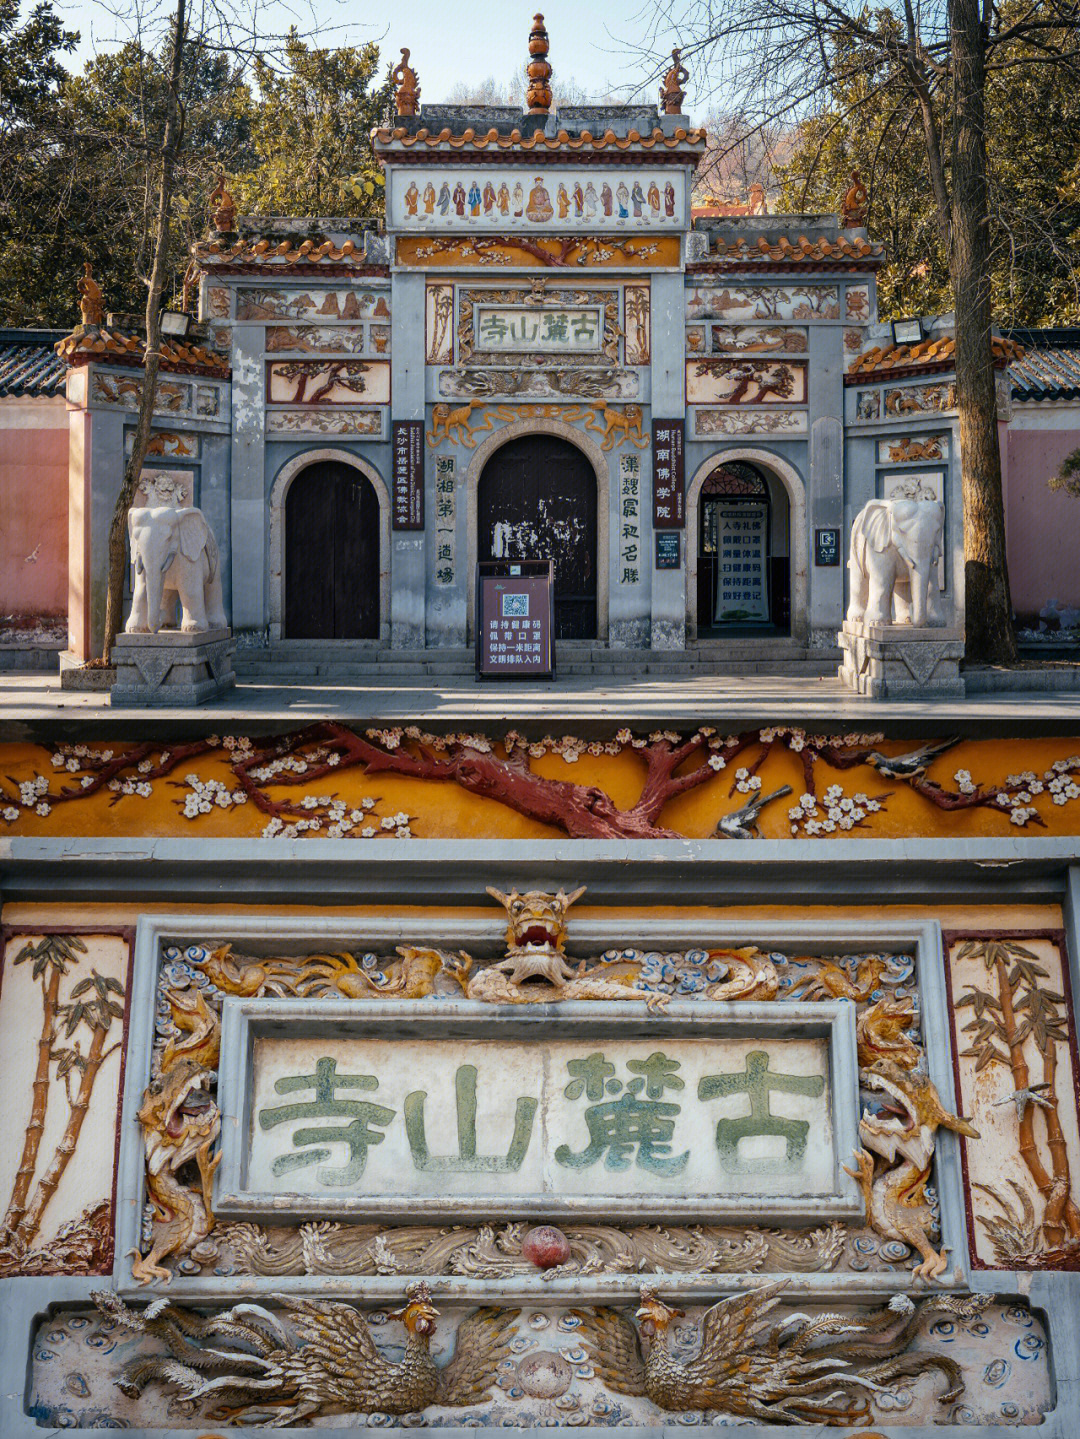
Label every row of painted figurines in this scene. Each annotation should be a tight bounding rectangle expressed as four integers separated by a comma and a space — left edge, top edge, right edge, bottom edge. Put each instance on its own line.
403, 176, 678, 224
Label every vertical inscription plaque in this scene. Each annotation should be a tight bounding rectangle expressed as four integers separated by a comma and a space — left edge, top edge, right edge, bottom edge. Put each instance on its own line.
652, 419, 685, 528
392, 419, 424, 530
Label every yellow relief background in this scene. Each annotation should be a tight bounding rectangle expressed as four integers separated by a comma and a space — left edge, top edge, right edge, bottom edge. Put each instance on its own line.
1, 734, 1079, 840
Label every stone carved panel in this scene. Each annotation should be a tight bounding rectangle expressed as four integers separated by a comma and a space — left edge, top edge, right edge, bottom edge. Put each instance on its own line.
265, 324, 369, 354
710, 324, 808, 353
944, 930, 1080, 1270
266, 358, 391, 405
623, 284, 650, 364
885, 381, 956, 416
134, 468, 194, 508
91, 371, 189, 414
686, 284, 840, 322
845, 283, 872, 320
687, 358, 808, 405
879, 434, 948, 463
125, 430, 200, 459
396, 235, 682, 270
390, 167, 687, 233
266, 408, 383, 436
0, 930, 131, 1276
438, 367, 638, 400
855, 389, 881, 419
235, 287, 390, 322
426, 282, 454, 363
693, 407, 809, 436
223, 1009, 846, 1222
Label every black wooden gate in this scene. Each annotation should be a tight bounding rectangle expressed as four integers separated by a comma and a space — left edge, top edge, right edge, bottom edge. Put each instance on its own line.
477, 436, 597, 640
284, 462, 380, 639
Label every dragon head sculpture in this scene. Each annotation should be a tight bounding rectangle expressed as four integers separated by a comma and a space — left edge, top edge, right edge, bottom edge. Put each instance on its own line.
859, 1059, 978, 1172
487, 886, 586, 957
138, 1057, 220, 1177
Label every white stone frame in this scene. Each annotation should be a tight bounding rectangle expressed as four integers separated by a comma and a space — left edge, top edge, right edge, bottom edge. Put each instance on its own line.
686, 447, 809, 644
463, 418, 611, 644
267, 447, 392, 643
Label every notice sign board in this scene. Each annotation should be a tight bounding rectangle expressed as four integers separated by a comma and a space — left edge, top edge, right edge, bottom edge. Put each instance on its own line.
655, 530, 681, 569
715, 504, 769, 623
391, 419, 424, 530
476, 559, 555, 680
652, 419, 685, 528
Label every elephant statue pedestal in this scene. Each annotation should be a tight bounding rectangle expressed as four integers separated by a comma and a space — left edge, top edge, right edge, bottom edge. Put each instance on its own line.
838, 619, 964, 699
110, 627, 236, 707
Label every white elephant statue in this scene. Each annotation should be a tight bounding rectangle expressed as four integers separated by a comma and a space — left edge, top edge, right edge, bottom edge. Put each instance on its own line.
126, 505, 227, 634
847, 497, 946, 627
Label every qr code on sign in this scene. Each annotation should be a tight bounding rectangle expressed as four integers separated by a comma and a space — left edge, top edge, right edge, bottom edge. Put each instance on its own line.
501, 593, 529, 618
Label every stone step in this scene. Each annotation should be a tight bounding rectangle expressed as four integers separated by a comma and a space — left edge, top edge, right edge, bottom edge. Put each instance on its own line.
234, 660, 838, 681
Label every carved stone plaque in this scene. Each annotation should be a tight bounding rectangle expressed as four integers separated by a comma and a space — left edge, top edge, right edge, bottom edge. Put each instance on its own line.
216, 999, 860, 1224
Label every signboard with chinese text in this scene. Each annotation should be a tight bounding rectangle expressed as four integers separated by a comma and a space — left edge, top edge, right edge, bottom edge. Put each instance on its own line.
476, 560, 554, 680
715, 504, 769, 623
652, 419, 685, 529
474, 306, 603, 353
391, 419, 424, 529
216, 1000, 858, 1224
655, 531, 681, 569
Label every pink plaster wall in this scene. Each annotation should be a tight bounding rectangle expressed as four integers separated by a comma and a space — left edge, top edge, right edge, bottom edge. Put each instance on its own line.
1004, 416, 1080, 616
0, 397, 69, 618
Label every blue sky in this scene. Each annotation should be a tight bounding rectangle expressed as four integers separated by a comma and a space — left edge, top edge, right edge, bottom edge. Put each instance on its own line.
51, 0, 697, 111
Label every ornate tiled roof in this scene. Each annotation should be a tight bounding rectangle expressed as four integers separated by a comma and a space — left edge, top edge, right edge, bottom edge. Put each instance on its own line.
1004, 330, 1080, 401
848, 334, 1024, 377
711, 233, 883, 263
372, 124, 707, 154
55, 325, 229, 378
195, 236, 385, 269
0, 330, 68, 396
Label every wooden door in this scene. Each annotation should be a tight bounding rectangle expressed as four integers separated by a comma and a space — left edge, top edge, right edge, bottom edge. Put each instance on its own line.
284, 462, 380, 638
477, 436, 597, 639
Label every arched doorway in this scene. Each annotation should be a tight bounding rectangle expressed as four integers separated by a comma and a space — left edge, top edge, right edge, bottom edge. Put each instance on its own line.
284, 460, 380, 638
696, 460, 791, 636
476, 435, 597, 639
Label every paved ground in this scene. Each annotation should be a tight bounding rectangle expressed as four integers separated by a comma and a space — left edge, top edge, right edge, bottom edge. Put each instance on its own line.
4, 670, 1080, 734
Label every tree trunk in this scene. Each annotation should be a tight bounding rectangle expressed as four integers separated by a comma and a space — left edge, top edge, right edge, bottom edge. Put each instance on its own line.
1, 963, 61, 1236
100, 0, 188, 663
949, 0, 1017, 666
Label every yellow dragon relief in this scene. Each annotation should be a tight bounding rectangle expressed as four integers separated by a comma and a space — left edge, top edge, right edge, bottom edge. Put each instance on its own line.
845, 1057, 979, 1281
131, 989, 221, 1285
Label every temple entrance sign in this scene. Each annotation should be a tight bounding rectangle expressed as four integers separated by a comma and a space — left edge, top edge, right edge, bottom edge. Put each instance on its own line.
216, 999, 861, 1224
477, 435, 597, 640
284, 460, 380, 638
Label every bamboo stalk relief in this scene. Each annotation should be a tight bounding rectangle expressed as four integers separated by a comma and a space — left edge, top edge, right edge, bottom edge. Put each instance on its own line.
0, 933, 128, 1276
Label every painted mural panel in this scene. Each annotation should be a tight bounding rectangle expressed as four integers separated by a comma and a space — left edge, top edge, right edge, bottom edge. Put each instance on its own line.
686, 357, 808, 405
266, 359, 391, 405
0, 930, 130, 1275
623, 284, 650, 364
4, 732, 1080, 842
390, 168, 687, 232
235, 287, 390, 321
944, 931, 1080, 1270
694, 407, 808, 436
686, 284, 840, 321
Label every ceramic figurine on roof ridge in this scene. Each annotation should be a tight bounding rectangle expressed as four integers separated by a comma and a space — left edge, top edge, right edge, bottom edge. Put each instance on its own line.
77, 261, 103, 327
393, 47, 420, 117
207, 172, 236, 233
842, 168, 869, 227
659, 47, 689, 114
526, 14, 552, 115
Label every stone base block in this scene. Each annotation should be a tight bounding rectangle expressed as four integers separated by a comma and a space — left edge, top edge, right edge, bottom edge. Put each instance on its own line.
838, 620, 964, 699
110, 628, 236, 707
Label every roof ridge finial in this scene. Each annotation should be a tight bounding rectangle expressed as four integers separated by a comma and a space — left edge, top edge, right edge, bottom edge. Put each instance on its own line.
77, 261, 103, 328
208, 172, 237, 234
393, 47, 421, 117
841, 169, 868, 228
526, 13, 552, 117
659, 47, 688, 115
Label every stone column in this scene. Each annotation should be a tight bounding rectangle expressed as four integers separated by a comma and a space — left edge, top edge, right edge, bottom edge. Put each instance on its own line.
807, 324, 846, 648
391, 268, 426, 648
648, 270, 686, 650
